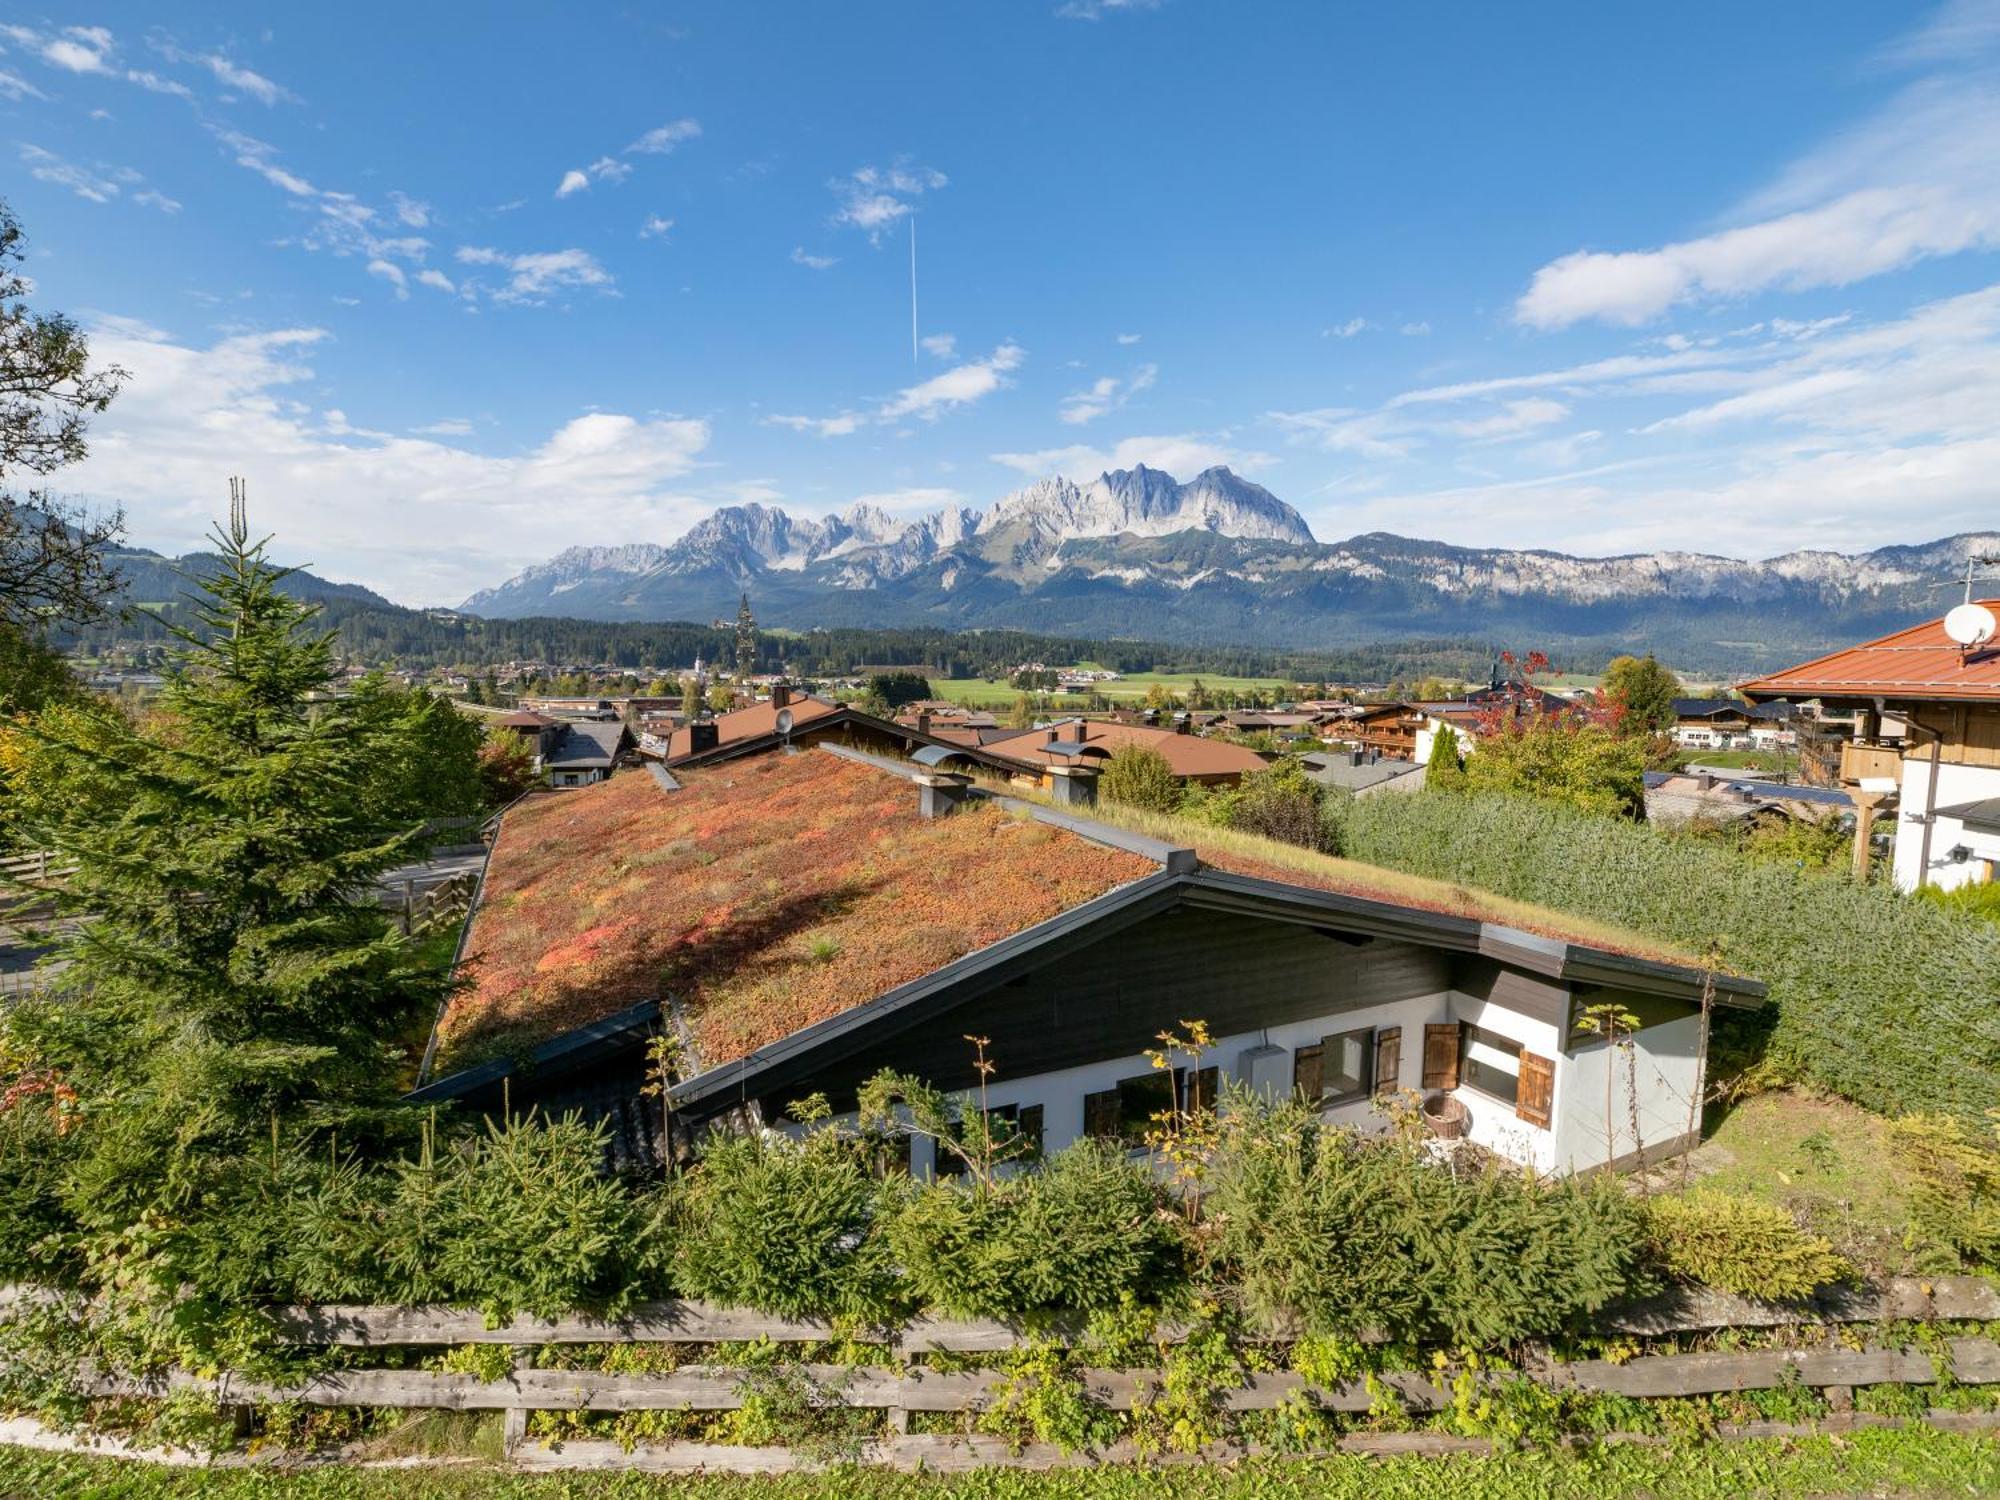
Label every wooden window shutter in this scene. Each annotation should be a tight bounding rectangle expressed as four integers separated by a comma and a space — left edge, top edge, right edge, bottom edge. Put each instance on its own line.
1515, 1051, 1554, 1128
1293, 1044, 1324, 1104
1017, 1104, 1044, 1157
1082, 1089, 1120, 1141
1422, 1023, 1461, 1090
1373, 1027, 1402, 1097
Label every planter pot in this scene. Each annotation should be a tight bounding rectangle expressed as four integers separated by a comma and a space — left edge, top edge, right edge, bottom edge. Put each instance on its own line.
1422, 1090, 1469, 1140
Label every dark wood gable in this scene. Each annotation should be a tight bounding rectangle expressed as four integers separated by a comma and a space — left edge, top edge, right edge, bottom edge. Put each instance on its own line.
740, 902, 1453, 1119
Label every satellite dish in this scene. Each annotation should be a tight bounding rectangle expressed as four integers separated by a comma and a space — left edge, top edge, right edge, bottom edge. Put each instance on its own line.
1944, 602, 1997, 648
774, 707, 795, 737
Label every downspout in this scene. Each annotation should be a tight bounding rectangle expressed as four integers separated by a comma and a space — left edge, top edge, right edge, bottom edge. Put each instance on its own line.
1905, 715, 1945, 890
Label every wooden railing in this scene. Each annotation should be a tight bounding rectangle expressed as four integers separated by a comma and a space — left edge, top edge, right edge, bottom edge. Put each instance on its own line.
9, 1277, 1996, 1473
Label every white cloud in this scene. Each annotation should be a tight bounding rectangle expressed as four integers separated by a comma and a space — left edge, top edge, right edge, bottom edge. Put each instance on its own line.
1452, 397, 1570, 440
1323, 317, 1372, 339
880, 342, 1024, 421
42, 26, 113, 74
64, 319, 715, 603
415, 268, 456, 293
1115, 332, 1143, 345
1058, 362, 1157, 425
554, 169, 591, 199
388, 191, 430, 228
413, 418, 473, 436
764, 412, 866, 438
627, 119, 702, 154
454, 245, 615, 304
19, 144, 118, 203
920, 333, 957, 359
0, 68, 46, 100
831, 161, 947, 241
215, 127, 316, 195
847, 486, 969, 515
790, 246, 838, 269
197, 52, 290, 104
366, 259, 409, 299
132, 187, 180, 213
1516, 13, 2000, 327
1057, 0, 1162, 18
1400, 321, 1431, 336
990, 432, 1271, 479
639, 214, 675, 240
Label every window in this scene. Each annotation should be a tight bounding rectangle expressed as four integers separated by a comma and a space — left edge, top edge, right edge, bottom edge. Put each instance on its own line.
1084, 1067, 1215, 1146
935, 1102, 1043, 1177
1294, 1026, 1375, 1107
1458, 1024, 1522, 1106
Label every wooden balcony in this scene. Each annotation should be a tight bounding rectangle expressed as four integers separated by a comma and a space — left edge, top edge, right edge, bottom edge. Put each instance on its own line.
1838, 741, 1903, 785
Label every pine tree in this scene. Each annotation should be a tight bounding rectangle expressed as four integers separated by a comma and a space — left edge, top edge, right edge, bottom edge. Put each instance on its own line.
7, 490, 449, 1222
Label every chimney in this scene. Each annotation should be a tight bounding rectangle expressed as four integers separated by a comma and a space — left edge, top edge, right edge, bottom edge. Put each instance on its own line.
689, 721, 720, 755
1047, 725, 1063, 745
1697, 770, 1714, 792
770, 682, 792, 711
1046, 765, 1100, 809
916, 772, 972, 819
1351, 746, 1365, 767
916, 711, 932, 736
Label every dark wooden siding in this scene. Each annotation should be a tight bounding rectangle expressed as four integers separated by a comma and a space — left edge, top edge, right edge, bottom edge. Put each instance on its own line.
757, 904, 1452, 1112
1451, 957, 1573, 1031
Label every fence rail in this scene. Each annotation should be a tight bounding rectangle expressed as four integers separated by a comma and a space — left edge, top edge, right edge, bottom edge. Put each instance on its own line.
7, 1276, 1999, 1473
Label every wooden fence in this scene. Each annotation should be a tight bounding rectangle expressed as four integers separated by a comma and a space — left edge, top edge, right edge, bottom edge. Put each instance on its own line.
11, 1276, 1999, 1474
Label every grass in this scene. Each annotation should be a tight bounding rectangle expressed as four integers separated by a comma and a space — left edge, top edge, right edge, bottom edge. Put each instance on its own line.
1, 1429, 1995, 1499
1008, 788, 1722, 971
1676, 749, 1792, 773
928, 671, 1294, 709
1662, 1089, 1926, 1276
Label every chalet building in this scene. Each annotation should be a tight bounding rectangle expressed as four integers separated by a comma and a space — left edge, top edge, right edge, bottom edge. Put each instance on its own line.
1298, 748, 1427, 798
493, 709, 634, 788
413, 744, 1761, 1178
1741, 601, 2000, 890
973, 718, 1268, 789
1642, 770, 1853, 831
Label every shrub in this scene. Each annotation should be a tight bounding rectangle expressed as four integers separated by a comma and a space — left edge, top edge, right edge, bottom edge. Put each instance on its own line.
1643, 1192, 1851, 1301
876, 1139, 1184, 1320
1099, 745, 1183, 813
1886, 1114, 2000, 1272
1228, 760, 1328, 851
1201, 1097, 1651, 1345
662, 1127, 897, 1320
1332, 790, 2000, 1125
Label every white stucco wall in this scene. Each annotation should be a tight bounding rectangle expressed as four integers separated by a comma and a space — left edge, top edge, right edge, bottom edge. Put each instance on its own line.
1550, 1011, 1704, 1174
772, 987, 1709, 1180
1893, 757, 2000, 892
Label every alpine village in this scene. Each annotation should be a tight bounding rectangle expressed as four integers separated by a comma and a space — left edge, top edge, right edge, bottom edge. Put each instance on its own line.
0, 8, 1998, 1499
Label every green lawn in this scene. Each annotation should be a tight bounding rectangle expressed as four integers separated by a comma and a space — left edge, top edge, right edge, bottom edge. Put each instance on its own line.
928, 670, 1297, 708
1676, 749, 1792, 773
1655, 1090, 1922, 1275
1, 1429, 1994, 1499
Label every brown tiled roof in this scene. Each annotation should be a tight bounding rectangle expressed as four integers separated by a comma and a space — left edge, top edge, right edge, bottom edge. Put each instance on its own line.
1738, 602, 2000, 704
982, 719, 1267, 778
437, 751, 1154, 1074
662, 694, 841, 760
495, 709, 557, 728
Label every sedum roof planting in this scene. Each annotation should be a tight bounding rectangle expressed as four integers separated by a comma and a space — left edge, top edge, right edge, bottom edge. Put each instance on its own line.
435, 752, 1155, 1074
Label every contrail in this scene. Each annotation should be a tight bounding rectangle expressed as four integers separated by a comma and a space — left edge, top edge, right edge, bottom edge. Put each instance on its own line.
909, 215, 919, 367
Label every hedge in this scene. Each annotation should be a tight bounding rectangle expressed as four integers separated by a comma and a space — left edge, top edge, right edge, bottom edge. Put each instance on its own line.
1329, 791, 2000, 1125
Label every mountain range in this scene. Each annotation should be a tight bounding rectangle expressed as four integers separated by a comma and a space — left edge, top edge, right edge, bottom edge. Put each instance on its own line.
459, 466, 1996, 673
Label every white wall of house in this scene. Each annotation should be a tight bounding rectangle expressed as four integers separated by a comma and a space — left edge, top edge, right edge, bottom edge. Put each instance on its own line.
1893, 757, 2000, 892
772, 984, 1709, 1180
1550, 1012, 1703, 1174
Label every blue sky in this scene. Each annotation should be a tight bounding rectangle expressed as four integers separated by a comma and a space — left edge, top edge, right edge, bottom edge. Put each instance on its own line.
4, 1, 1998, 603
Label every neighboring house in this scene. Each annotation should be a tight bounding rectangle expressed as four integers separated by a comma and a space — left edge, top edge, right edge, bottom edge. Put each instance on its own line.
1670, 698, 1754, 750
656, 686, 844, 763
977, 718, 1269, 787
543, 720, 635, 788
1642, 770, 1853, 830
413, 743, 1762, 1178
1740, 601, 2000, 889
521, 697, 624, 722
1298, 748, 1428, 797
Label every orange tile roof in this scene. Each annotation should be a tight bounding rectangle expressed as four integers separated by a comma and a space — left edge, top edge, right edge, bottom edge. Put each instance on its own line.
1738, 601, 2000, 703
662, 694, 841, 760
436, 751, 1154, 1074
982, 719, 1268, 779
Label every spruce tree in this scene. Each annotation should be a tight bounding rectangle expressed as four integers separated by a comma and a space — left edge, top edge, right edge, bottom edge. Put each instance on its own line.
8, 489, 448, 1223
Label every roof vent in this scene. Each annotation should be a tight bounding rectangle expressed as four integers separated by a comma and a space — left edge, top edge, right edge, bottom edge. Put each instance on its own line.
915, 772, 972, 819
